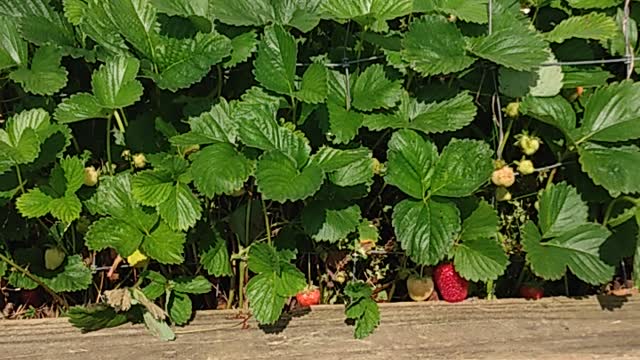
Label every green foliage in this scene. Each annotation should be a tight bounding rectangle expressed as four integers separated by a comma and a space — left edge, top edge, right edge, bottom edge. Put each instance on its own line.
246, 243, 306, 325
1, 0, 639, 343
344, 281, 380, 339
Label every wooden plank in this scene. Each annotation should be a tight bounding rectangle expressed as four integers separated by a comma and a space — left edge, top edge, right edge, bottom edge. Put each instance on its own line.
1, 295, 639, 360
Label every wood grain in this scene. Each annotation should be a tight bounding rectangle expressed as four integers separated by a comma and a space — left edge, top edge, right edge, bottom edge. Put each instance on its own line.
1, 295, 639, 360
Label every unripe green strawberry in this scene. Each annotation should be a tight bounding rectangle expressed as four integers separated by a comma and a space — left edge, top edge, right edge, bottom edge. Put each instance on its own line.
407, 273, 434, 301
517, 159, 535, 175
83, 166, 99, 186
496, 186, 512, 202
516, 134, 541, 156
491, 166, 515, 187
504, 102, 520, 118
44, 247, 66, 270
132, 153, 147, 169
372, 158, 384, 175
334, 271, 347, 284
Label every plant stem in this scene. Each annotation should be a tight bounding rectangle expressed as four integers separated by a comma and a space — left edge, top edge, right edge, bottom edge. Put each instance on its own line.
119, 108, 128, 127
15, 165, 26, 194
216, 65, 223, 99
113, 110, 126, 134
564, 275, 570, 297
261, 197, 272, 247
307, 255, 312, 286
106, 116, 113, 175
238, 257, 246, 310
486, 279, 494, 300
0, 252, 69, 310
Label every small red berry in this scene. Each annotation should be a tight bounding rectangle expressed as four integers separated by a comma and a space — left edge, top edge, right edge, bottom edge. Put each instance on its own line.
519, 284, 544, 300
296, 287, 320, 307
433, 263, 468, 303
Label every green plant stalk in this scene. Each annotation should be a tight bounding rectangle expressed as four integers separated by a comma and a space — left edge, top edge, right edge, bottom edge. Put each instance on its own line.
119, 108, 128, 127
261, 197, 272, 247
113, 110, 126, 134
0, 252, 69, 310
14, 165, 26, 194
238, 258, 247, 310
603, 196, 640, 226
486, 279, 494, 300
105, 116, 113, 175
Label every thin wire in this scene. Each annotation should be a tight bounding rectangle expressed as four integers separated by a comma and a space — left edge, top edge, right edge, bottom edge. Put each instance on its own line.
297, 56, 639, 69
623, 0, 634, 78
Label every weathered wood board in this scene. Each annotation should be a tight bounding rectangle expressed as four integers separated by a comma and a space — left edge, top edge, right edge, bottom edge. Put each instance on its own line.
1, 296, 639, 360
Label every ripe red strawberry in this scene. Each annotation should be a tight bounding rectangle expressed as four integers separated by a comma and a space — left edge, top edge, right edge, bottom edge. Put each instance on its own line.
296, 286, 320, 307
519, 284, 544, 300
433, 263, 468, 303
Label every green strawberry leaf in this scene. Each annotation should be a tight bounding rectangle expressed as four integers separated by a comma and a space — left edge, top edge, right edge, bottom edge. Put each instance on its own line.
522, 221, 614, 285
246, 272, 286, 324
142, 311, 175, 341
467, 11, 548, 71
68, 304, 129, 332
578, 143, 640, 197
212, 0, 322, 33
171, 99, 237, 146
41, 255, 92, 293
384, 129, 438, 200
538, 182, 589, 238
327, 103, 364, 145
48, 194, 82, 224
392, 198, 461, 265
190, 143, 255, 197
151, 0, 209, 17
9, 45, 68, 95
576, 81, 640, 143
132, 171, 175, 206
85, 217, 143, 257
415, 0, 488, 23
157, 183, 202, 232
200, 235, 232, 277
172, 275, 212, 294
0, 0, 75, 48
322, 0, 412, 31
460, 200, 499, 241
344, 281, 379, 339
16, 188, 53, 219
255, 151, 324, 203
453, 237, 508, 282
310, 146, 374, 187
237, 106, 310, 168
253, 24, 296, 96
520, 95, 577, 136
302, 201, 361, 242
105, 0, 158, 58
351, 64, 403, 111
566, 0, 623, 9
0, 16, 28, 70
224, 30, 258, 68
402, 15, 474, 76
54, 94, 111, 123
168, 292, 192, 326
430, 139, 493, 198
544, 12, 617, 43
141, 221, 186, 265
295, 62, 328, 104
91, 56, 143, 109
152, 32, 232, 91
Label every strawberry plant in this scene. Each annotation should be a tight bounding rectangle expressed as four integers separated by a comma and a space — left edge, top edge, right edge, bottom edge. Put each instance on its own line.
1, 0, 640, 341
